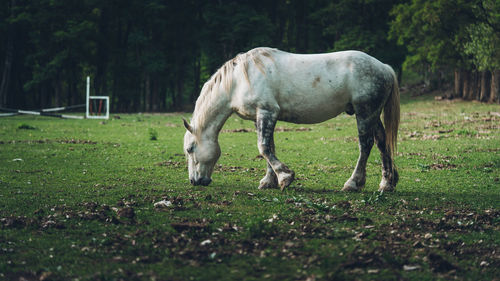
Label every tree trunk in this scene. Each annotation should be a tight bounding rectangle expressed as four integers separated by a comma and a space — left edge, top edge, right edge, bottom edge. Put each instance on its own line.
473, 71, 480, 101
94, 4, 110, 97
295, 0, 307, 52
0, 41, 13, 107
490, 70, 500, 103
474, 71, 481, 100
270, 0, 279, 47
462, 71, 470, 99
69, 75, 76, 107
159, 82, 166, 112
454, 69, 463, 99
53, 78, 62, 106
467, 71, 474, 100
173, 74, 184, 111
111, 17, 131, 112
0, 0, 16, 107
40, 83, 47, 109
396, 67, 403, 85
152, 77, 159, 112
276, 1, 287, 49
192, 55, 201, 104
423, 66, 431, 89
466, 71, 479, 100
479, 71, 490, 102
145, 74, 151, 111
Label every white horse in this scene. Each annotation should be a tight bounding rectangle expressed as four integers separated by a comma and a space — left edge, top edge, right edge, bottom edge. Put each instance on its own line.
183, 47, 400, 192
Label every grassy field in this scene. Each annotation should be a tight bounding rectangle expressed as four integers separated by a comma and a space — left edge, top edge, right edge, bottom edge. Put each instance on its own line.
1, 93, 499, 280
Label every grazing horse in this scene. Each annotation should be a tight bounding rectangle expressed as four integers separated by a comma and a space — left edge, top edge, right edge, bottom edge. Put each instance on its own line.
183, 47, 400, 191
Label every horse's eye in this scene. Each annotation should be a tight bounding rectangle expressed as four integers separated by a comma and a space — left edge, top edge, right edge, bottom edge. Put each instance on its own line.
187, 145, 194, 154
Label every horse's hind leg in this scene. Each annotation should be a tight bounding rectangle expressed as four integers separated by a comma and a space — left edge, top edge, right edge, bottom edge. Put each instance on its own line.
374, 119, 398, 191
342, 116, 375, 191
256, 109, 294, 191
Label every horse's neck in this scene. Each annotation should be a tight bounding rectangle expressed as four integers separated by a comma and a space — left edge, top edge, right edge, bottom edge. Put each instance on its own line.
193, 94, 232, 141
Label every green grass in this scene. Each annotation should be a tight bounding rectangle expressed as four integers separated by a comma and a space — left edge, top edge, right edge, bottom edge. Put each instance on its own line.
1, 94, 499, 280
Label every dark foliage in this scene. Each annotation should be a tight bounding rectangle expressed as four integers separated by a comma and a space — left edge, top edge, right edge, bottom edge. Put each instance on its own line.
0, 0, 404, 112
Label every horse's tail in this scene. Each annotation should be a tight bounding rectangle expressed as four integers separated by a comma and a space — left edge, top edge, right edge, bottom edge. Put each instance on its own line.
384, 65, 400, 161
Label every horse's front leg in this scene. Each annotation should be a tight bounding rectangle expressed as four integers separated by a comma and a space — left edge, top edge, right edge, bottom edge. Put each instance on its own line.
256, 130, 279, 189
256, 109, 294, 191
259, 161, 279, 189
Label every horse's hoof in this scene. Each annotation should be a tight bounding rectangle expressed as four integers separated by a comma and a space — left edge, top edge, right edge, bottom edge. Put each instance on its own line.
258, 179, 278, 190
378, 178, 396, 192
378, 184, 395, 192
258, 173, 278, 189
342, 179, 363, 192
278, 172, 294, 191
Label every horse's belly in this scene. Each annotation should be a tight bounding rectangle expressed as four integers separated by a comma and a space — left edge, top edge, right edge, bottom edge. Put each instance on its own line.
277, 94, 348, 124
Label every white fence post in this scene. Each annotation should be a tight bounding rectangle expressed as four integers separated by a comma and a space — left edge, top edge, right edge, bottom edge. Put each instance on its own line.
86, 76, 90, 119
85, 76, 109, 120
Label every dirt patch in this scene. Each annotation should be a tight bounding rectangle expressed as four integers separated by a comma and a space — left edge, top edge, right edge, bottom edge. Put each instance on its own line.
405, 131, 450, 141
57, 139, 97, 144
0, 216, 35, 228
4, 271, 47, 281
0, 139, 122, 146
429, 163, 457, 170
171, 221, 209, 232
221, 127, 312, 133
156, 160, 183, 167
275, 127, 312, 132
215, 164, 257, 173
320, 136, 359, 143
222, 128, 253, 133
0, 139, 51, 144
428, 253, 457, 272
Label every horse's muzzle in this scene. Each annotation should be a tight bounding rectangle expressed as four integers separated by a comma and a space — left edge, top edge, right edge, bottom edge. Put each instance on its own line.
190, 177, 212, 186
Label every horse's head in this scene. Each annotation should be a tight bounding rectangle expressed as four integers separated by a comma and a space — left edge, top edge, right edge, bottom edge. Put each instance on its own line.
183, 119, 220, 186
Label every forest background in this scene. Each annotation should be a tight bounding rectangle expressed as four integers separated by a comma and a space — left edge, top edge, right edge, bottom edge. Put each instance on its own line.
1, 0, 499, 112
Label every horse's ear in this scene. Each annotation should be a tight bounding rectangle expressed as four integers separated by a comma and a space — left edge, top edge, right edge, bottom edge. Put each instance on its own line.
182, 118, 193, 133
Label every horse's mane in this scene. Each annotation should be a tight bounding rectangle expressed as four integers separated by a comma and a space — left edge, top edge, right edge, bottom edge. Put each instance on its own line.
191, 47, 276, 135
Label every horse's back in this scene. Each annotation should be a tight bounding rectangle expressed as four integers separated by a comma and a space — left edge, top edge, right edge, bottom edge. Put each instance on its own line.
273, 49, 391, 91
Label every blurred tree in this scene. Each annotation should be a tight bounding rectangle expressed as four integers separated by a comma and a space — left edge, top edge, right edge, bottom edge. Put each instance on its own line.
311, 0, 406, 79
0, 0, 31, 108
463, 0, 500, 102
390, 0, 476, 90
201, 1, 273, 71
5, 0, 96, 109
390, 0, 500, 102
0, 0, 14, 107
